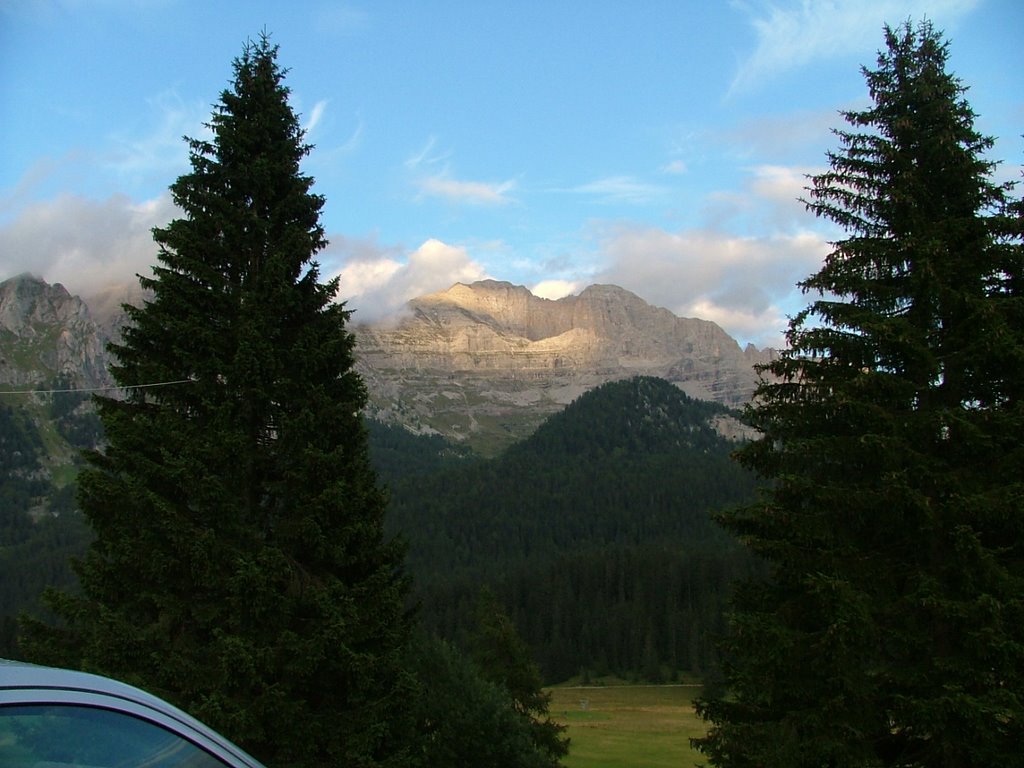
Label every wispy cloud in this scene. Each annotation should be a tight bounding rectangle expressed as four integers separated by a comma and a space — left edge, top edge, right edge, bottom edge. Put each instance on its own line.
303, 99, 329, 135
728, 0, 980, 96
0, 154, 76, 217
417, 176, 516, 206
746, 164, 817, 206
106, 88, 209, 186
405, 136, 450, 171
312, 3, 370, 35
571, 175, 669, 205
723, 106, 849, 161
406, 136, 516, 205
336, 112, 364, 154
660, 160, 688, 175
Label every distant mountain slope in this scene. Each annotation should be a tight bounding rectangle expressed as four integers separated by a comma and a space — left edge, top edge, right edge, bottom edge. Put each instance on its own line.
355, 280, 774, 453
0, 274, 774, 455
0, 275, 106, 512
384, 376, 761, 680
0, 274, 113, 390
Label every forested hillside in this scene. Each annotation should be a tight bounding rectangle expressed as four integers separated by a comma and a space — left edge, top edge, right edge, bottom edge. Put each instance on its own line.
2, 376, 759, 682
0, 386, 100, 653
382, 376, 762, 681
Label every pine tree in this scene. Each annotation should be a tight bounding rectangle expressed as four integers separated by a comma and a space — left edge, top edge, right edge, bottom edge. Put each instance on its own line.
470, 588, 570, 765
405, 632, 555, 768
22, 34, 412, 768
694, 21, 1024, 767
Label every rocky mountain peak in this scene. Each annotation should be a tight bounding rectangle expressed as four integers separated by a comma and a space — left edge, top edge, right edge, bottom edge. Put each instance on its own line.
0, 274, 113, 389
359, 279, 766, 383
355, 280, 774, 452
1, 273, 79, 329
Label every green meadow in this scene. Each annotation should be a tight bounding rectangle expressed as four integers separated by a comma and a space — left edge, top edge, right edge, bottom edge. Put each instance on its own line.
549, 684, 707, 768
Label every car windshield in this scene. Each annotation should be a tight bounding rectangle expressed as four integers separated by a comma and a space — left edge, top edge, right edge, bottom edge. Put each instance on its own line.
0, 704, 228, 767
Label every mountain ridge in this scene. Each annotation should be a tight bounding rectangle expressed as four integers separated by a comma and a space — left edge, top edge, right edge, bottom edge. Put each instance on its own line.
0, 273, 772, 453
354, 278, 773, 451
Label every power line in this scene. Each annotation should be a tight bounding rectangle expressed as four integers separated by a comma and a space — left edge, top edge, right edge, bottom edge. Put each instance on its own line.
0, 379, 194, 396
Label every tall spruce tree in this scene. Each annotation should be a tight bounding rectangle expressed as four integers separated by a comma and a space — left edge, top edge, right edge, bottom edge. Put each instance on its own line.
22, 35, 412, 768
694, 21, 1023, 768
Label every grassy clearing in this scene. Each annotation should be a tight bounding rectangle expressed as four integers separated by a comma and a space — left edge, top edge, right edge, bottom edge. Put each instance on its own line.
549, 684, 707, 768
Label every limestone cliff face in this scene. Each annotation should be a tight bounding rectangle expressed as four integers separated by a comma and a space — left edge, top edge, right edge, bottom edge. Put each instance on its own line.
357, 280, 769, 398
0, 274, 113, 389
354, 280, 774, 451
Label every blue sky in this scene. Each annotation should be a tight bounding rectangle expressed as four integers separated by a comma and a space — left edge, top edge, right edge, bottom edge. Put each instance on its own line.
1, 0, 1021, 347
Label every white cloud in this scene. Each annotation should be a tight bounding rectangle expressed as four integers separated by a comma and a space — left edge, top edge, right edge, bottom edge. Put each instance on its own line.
530, 279, 581, 301
724, 107, 847, 162
405, 136, 448, 170
330, 237, 489, 323
592, 225, 827, 349
0, 191, 176, 298
747, 163, 817, 207
313, 4, 370, 35
336, 256, 404, 298
0, 191, 489, 329
337, 112, 365, 154
0, 154, 74, 217
729, 0, 980, 95
699, 163, 827, 236
577, 161, 834, 348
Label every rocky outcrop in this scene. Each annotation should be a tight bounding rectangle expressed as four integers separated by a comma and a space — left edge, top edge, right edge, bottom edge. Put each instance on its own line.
0, 274, 113, 390
354, 280, 774, 451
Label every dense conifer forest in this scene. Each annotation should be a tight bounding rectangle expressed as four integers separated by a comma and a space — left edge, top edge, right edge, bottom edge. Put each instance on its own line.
0, 386, 99, 653
2, 376, 759, 683
380, 376, 762, 681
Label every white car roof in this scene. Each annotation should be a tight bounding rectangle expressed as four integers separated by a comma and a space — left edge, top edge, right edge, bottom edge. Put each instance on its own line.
0, 658, 266, 768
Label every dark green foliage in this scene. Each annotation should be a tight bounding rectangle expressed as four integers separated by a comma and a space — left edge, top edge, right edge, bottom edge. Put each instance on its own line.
0, 402, 92, 657
387, 376, 761, 680
366, 417, 475, 486
404, 632, 556, 768
20, 35, 411, 768
0, 403, 47, 509
0, 378, 102, 651
695, 21, 1024, 767
0, 512, 91, 658
48, 375, 103, 449
469, 588, 569, 764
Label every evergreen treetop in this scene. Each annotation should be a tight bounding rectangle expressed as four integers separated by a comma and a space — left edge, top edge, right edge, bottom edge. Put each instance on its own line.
22, 34, 412, 768
695, 20, 1023, 767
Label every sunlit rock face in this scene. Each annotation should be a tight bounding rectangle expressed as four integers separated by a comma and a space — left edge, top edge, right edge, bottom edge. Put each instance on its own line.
354, 280, 775, 452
